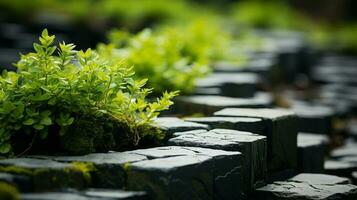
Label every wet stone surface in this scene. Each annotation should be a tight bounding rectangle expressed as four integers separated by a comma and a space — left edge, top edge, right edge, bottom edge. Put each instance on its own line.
255, 173, 357, 200
124, 146, 244, 200
153, 117, 209, 137
194, 73, 259, 97
21, 189, 148, 200
0, 158, 90, 191
214, 108, 298, 174
184, 116, 264, 135
168, 129, 267, 193
297, 133, 329, 173
174, 92, 272, 115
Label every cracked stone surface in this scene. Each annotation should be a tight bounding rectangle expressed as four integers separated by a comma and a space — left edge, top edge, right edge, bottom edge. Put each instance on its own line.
292, 102, 334, 134
214, 108, 298, 174
37, 152, 148, 188
184, 116, 264, 135
153, 117, 209, 136
174, 92, 273, 115
255, 173, 357, 200
297, 133, 329, 173
195, 73, 259, 97
21, 189, 147, 200
167, 129, 267, 193
0, 158, 89, 191
124, 146, 243, 200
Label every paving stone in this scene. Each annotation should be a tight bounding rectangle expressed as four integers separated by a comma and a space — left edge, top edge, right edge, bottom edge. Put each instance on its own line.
167, 129, 266, 194
174, 92, 272, 115
292, 102, 334, 134
0, 172, 31, 192
255, 173, 357, 200
214, 108, 298, 174
0, 158, 90, 191
153, 117, 208, 137
324, 160, 357, 178
21, 189, 147, 200
195, 73, 259, 97
297, 133, 329, 173
41, 152, 147, 188
125, 146, 243, 200
331, 142, 357, 158
184, 116, 264, 135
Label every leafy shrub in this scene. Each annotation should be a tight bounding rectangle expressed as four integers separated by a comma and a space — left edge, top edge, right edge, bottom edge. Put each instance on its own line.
0, 29, 177, 156
98, 20, 233, 95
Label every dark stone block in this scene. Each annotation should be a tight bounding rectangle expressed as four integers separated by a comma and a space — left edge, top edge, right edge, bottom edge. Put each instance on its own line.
297, 133, 329, 173
125, 146, 243, 200
195, 73, 259, 98
184, 116, 264, 135
168, 129, 267, 193
153, 117, 208, 137
214, 108, 298, 174
0, 172, 31, 192
255, 173, 357, 200
174, 92, 272, 115
0, 158, 90, 191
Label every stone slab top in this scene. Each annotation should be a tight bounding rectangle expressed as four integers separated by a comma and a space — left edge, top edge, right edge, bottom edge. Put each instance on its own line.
214, 108, 296, 120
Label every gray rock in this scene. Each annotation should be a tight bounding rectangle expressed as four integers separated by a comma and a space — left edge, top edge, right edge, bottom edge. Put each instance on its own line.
0, 172, 31, 192
255, 173, 357, 200
0, 158, 89, 191
168, 129, 267, 193
125, 146, 243, 200
174, 92, 272, 115
40, 152, 147, 188
21, 189, 147, 200
214, 108, 298, 174
153, 117, 208, 137
324, 160, 357, 178
331, 143, 357, 158
292, 102, 334, 134
297, 133, 329, 173
195, 73, 259, 97
192, 87, 221, 95
184, 116, 264, 135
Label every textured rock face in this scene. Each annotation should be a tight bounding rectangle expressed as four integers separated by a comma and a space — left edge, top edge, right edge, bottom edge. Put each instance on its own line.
194, 72, 259, 97
21, 189, 148, 200
124, 146, 243, 200
42, 152, 147, 188
297, 133, 329, 173
168, 129, 267, 193
184, 116, 264, 135
214, 108, 298, 174
153, 117, 209, 136
292, 102, 334, 134
255, 173, 357, 200
0, 158, 90, 191
174, 92, 273, 115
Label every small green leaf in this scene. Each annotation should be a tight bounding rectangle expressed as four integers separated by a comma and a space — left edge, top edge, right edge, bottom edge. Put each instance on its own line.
0, 143, 11, 154
23, 118, 35, 125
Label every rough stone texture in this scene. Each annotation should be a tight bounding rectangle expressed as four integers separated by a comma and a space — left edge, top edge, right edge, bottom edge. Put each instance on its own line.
153, 117, 208, 137
184, 116, 264, 135
174, 92, 272, 115
168, 129, 267, 193
297, 133, 329, 173
214, 108, 298, 174
40, 152, 147, 188
124, 146, 244, 200
21, 189, 147, 200
0, 158, 89, 191
195, 73, 259, 97
255, 173, 357, 200
0, 172, 31, 192
292, 102, 334, 134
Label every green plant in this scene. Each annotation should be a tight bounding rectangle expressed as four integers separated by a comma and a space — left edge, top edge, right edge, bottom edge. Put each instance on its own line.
0, 29, 177, 156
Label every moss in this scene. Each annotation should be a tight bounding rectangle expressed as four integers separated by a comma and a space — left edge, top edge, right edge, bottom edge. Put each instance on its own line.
69, 162, 96, 184
0, 166, 33, 176
0, 182, 19, 200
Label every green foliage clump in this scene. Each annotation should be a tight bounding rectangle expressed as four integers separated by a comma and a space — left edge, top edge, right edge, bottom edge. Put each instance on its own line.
98, 20, 234, 95
0, 29, 177, 156
0, 182, 19, 200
